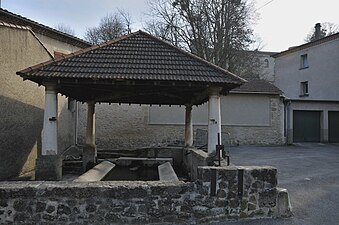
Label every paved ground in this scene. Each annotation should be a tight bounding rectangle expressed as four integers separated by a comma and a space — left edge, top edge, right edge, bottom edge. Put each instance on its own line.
215, 143, 339, 225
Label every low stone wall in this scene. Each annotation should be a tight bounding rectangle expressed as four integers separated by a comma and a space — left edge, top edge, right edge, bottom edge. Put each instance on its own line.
0, 166, 291, 224
183, 148, 209, 181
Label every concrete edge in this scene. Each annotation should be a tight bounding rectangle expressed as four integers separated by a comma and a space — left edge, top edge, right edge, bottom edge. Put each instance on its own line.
74, 161, 115, 182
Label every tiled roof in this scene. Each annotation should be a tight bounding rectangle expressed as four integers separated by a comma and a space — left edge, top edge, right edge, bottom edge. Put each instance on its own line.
17, 31, 246, 85
273, 32, 339, 58
0, 21, 30, 30
231, 78, 282, 95
0, 8, 91, 49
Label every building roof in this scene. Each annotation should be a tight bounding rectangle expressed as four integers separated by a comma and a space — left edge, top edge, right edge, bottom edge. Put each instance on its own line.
17, 31, 246, 105
0, 8, 91, 49
231, 78, 282, 95
273, 32, 339, 58
18, 30, 245, 85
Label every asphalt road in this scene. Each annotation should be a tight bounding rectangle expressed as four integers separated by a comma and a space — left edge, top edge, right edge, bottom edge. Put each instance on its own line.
214, 143, 339, 225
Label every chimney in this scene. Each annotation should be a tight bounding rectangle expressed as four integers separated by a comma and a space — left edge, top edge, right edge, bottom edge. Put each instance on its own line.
314, 23, 321, 40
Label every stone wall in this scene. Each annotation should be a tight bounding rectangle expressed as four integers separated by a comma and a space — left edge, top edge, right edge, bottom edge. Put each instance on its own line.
77, 95, 284, 151
78, 103, 186, 150
0, 166, 291, 224
183, 148, 209, 181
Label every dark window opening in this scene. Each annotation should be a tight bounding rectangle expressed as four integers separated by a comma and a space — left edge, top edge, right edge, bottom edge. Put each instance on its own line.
300, 54, 309, 69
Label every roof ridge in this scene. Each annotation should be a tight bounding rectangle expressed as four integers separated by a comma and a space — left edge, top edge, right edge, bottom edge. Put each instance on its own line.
138, 30, 247, 83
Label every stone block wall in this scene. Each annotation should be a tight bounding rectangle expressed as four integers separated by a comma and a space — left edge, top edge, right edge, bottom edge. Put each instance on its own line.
0, 166, 291, 224
183, 148, 209, 181
196, 166, 291, 219
77, 95, 284, 151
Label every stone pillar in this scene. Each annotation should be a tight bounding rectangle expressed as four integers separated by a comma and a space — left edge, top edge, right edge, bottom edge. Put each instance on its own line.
36, 85, 62, 180
208, 87, 222, 156
83, 101, 97, 171
185, 104, 193, 147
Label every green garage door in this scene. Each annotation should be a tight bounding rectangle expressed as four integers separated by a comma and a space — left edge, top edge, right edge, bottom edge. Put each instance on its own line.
328, 111, 339, 143
293, 110, 321, 142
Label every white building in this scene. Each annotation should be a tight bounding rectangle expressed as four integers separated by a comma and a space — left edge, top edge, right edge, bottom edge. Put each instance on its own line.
273, 32, 339, 143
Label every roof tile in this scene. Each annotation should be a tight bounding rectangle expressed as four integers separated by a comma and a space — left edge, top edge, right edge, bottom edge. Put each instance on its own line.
17, 31, 245, 85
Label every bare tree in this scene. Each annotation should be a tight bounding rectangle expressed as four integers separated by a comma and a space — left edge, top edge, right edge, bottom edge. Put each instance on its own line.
145, 0, 257, 75
84, 11, 132, 44
305, 22, 339, 43
54, 23, 76, 36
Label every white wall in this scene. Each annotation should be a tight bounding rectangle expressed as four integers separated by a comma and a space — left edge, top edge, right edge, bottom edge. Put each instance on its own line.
149, 94, 271, 126
275, 39, 339, 100
258, 54, 275, 82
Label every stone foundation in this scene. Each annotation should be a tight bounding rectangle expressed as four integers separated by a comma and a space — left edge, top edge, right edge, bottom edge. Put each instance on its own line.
0, 166, 291, 224
35, 155, 62, 181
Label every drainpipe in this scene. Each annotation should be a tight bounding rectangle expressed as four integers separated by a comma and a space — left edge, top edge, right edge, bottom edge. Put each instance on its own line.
74, 100, 78, 146
283, 97, 292, 145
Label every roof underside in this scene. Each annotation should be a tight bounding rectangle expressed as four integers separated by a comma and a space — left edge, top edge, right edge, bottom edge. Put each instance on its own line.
17, 31, 246, 105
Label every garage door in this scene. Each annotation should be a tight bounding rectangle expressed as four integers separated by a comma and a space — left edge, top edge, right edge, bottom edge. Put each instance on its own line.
293, 110, 321, 142
328, 111, 339, 143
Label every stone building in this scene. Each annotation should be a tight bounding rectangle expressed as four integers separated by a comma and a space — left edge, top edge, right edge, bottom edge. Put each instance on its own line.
0, 8, 91, 180
0, 8, 285, 180
273, 29, 339, 143
77, 51, 285, 149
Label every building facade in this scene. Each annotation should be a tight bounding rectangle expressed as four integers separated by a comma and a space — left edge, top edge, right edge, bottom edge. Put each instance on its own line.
274, 32, 339, 143
0, 8, 90, 180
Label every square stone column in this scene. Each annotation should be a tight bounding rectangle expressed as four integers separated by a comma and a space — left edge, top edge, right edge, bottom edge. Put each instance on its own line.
36, 85, 62, 180
83, 101, 97, 171
185, 104, 193, 147
208, 87, 222, 157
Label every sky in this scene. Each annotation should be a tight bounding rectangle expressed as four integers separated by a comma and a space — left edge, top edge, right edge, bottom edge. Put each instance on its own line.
2, 0, 339, 52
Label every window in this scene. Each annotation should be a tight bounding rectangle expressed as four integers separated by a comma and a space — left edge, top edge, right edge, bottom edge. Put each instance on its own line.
264, 59, 269, 68
300, 54, 309, 69
300, 81, 309, 96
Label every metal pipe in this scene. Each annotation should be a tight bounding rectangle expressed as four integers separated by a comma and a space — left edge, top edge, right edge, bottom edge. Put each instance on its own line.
217, 133, 221, 166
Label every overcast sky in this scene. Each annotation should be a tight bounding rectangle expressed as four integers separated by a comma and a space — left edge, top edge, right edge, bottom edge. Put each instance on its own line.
2, 0, 339, 52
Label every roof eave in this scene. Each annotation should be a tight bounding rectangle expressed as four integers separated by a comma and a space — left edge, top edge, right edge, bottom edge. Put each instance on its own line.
273, 32, 339, 58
